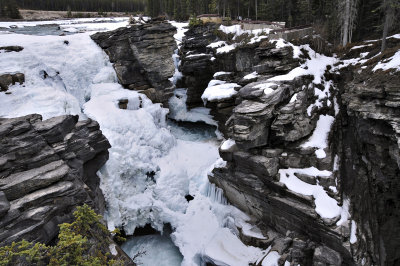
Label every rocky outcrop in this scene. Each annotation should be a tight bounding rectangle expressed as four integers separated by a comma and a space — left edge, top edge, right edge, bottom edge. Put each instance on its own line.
0, 73, 25, 91
179, 24, 400, 265
179, 23, 219, 108
91, 20, 177, 105
0, 114, 110, 246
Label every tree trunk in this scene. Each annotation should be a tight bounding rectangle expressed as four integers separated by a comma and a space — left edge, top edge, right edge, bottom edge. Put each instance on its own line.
255, 0, 258, 20
381, 0, 392, 53
342, 0, 350, 46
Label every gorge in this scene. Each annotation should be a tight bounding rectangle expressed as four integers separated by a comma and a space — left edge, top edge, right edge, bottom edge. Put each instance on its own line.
0, 16, 399, 266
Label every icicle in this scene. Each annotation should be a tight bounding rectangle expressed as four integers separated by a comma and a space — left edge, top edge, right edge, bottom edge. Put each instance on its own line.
206, 182, 228, 205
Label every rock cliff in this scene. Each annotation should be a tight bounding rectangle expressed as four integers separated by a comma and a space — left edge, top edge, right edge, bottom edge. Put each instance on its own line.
179, 23, 400, 265
0, 114, 110, 246
91, 20, 177, 106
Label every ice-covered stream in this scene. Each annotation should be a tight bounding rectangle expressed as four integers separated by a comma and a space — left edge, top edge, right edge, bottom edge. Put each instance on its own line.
0, 19, 267, 266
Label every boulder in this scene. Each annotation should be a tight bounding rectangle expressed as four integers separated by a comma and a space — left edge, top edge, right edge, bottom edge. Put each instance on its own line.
0, 73, 24, 91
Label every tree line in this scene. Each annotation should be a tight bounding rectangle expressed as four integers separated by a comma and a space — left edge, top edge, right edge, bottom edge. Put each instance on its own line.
1, 0, 399, 48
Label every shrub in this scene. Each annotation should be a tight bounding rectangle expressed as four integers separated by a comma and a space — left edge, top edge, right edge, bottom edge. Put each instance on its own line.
0, 205, 122, 266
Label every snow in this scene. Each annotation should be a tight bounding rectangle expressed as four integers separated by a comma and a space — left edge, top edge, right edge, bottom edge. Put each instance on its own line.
207, 41, 227, 49
217, 43, 237, 54
0, 17, 129, 32
254, 82, 276, 95
290, 93, 298, 103
389, 33, 400, 39
262, 251, 280, 266
218, 25, 271, 45
249, 35, 269, 44
244, 71, 259, 80
269, 44, 336, 84
203, 228, 264, 266
270, 38, 301, 58
219, 25, 245, 37
221, 139, 236, 151
336, 198, 350, 226
350, 44, 373, 50
186, 53, 208, 58
350, 220, 358, 244
169, 21, 188, 48
109, 244, 118, 256
373, 50, 400, 72
301, 115, 335, 158
214, 71, 232, 77
201, 81, 239, 103
279, 167, 341, 219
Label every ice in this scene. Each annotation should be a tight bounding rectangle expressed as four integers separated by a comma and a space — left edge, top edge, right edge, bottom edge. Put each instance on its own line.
350, 220, 358, 244
373, 50, 400, 72
169, 89, 217, 126
301, 115, 335, 158
206, 183, 228, 205
201, 82, 239, 103
0, 32, 116, 119
122, 234, 183, 266
279, 167, 341, 219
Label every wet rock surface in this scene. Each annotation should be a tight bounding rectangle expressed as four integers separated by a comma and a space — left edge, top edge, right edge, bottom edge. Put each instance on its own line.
91, 20, 177, 105
0, 114, 110, 246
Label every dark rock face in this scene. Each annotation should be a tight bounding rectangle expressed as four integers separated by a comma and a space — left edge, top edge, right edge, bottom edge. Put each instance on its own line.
91, 21, 177, 105
338, 65, 400, 265
0, 114, 111, 246
179, 23, 219, 108
0, 73, 25, 91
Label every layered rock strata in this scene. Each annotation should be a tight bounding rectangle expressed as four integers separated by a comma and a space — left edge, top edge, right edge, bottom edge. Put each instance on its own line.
181, 23, 400, 265
0, 114, 110, 246
91, 20, 177, 105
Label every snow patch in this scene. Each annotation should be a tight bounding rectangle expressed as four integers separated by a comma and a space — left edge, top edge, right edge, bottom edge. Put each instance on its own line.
301, 115, 335, 158
279, 167, 341, 219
